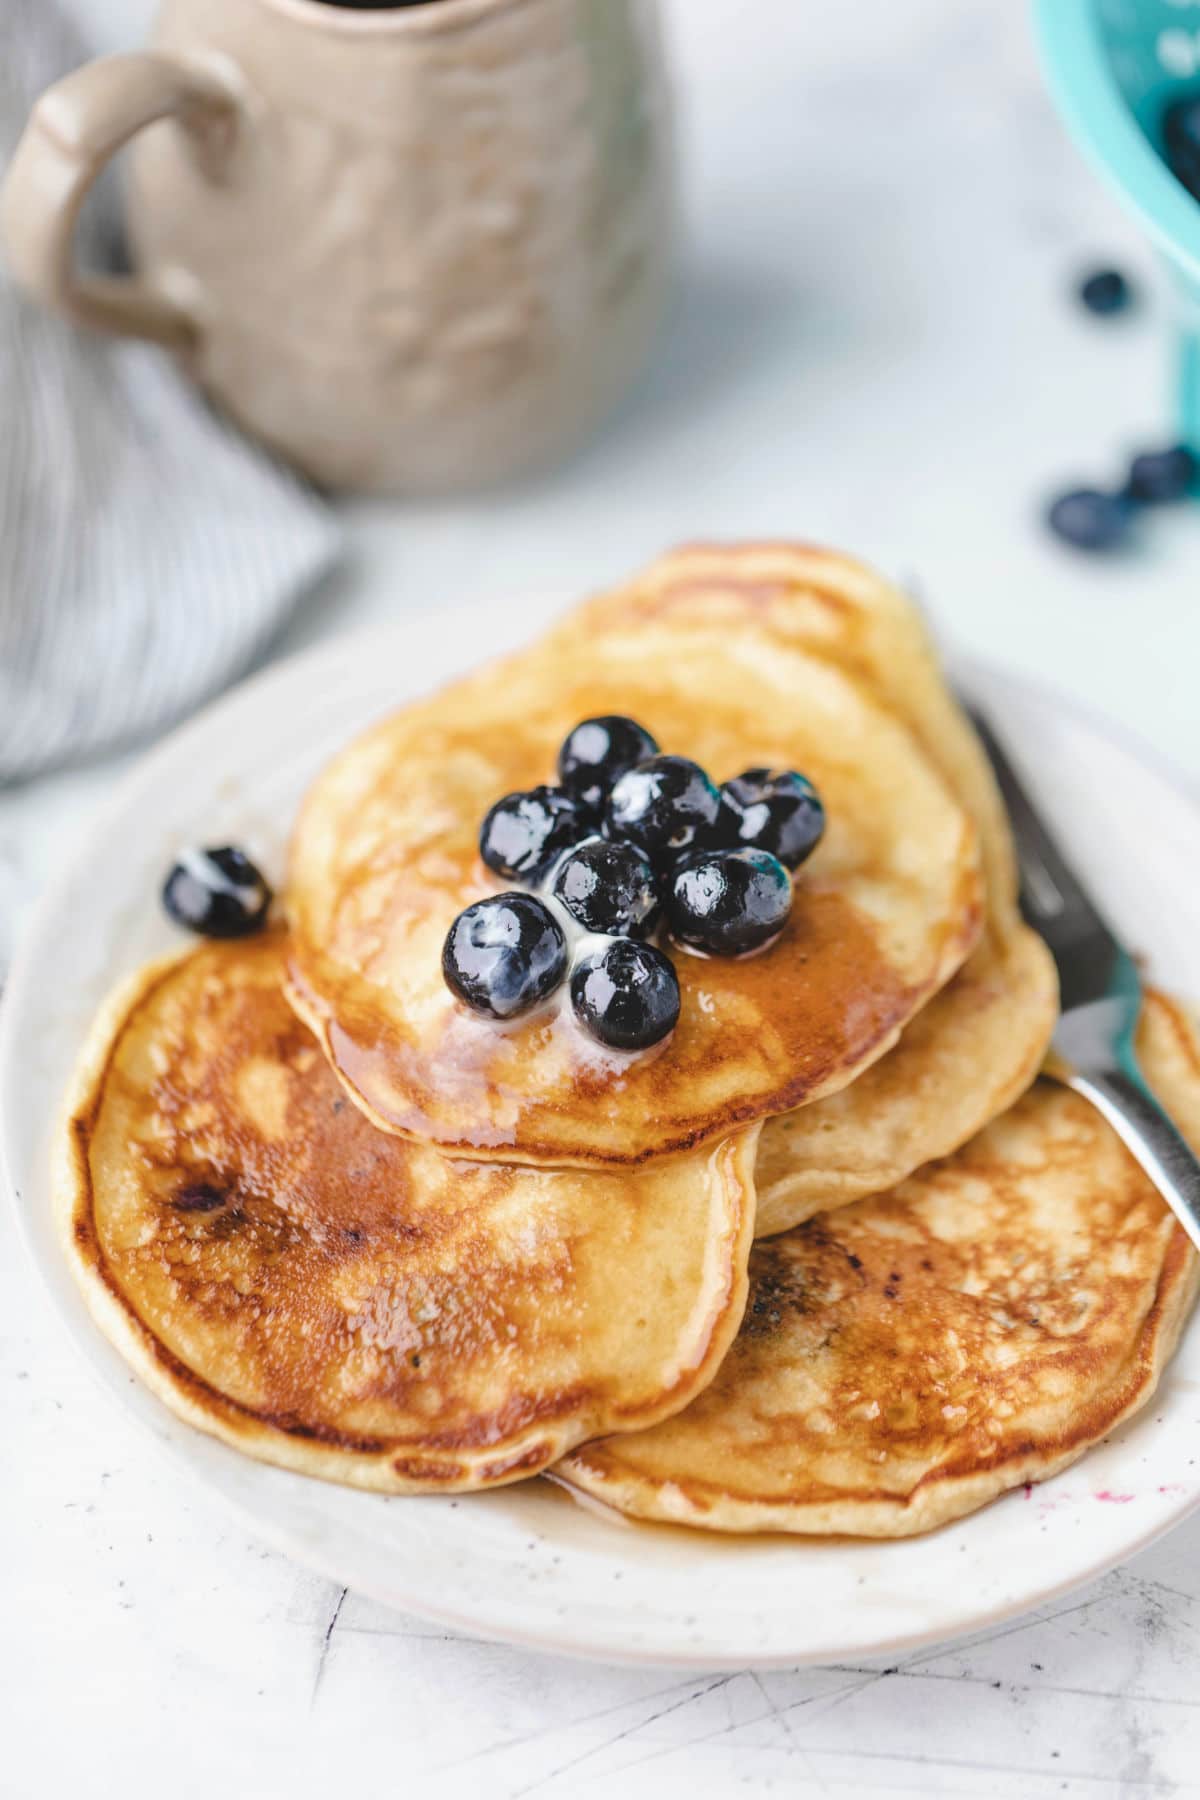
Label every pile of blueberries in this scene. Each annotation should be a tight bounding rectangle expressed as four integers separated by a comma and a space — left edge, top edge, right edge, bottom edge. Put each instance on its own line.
441, 716, 825, 1052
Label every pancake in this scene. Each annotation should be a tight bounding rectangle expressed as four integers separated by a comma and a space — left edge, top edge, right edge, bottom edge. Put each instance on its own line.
555, 991, 1200, 1536
57, 934, 757, 1494
616, 544, 1060, 1234
285, 563, 984, 1168
754, 925, 1058, 1236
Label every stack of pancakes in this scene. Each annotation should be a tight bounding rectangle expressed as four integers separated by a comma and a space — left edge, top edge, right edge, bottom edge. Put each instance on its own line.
59, 544, 1200, 1536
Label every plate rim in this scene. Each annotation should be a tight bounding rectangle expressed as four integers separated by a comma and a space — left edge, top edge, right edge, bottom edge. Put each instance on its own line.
5, 616, 1200, 1670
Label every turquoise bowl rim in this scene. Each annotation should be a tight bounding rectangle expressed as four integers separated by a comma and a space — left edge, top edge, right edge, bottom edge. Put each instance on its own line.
1033, 0, 1200, 285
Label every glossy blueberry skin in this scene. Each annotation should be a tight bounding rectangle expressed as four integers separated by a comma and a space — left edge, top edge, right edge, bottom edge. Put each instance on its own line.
479, 785, 593, 884
1077, 268, 1132, 317
162, 846, 272, 938
570, 938, 680, 1051
668, 847, 792, 957
442, 893, 567, 1019
1163, 95, 1200, 202
605, 755, 721, 862
550, 837, 661, 937
716, 768, 825, 870
1126, 445, 1197, 505
1045, 488, 1131, 552
557, 715, 660, 814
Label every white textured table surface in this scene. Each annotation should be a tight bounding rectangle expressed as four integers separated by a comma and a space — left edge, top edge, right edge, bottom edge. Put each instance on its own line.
7, 2, 1200, 1795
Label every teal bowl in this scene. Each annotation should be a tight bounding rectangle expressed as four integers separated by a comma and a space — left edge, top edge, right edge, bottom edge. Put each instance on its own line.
1035, 0, 1200, 448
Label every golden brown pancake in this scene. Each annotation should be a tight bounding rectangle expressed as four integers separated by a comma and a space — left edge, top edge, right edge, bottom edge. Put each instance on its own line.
57, 935, 757, 1494
627, 544, 1060, 1235
555, 992, 1200, 1536
285, 559, 984, 1167
754, 925, 1058, 1236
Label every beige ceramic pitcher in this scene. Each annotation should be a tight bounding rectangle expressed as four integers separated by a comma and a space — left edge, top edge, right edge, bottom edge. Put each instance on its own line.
3, 0, 675, 493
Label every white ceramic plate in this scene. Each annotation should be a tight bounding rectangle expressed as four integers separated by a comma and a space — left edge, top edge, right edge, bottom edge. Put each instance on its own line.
6, 605, 1200, 1670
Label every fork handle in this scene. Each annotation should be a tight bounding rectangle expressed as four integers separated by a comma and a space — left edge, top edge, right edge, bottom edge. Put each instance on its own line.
1063, 1065, 1200, 1256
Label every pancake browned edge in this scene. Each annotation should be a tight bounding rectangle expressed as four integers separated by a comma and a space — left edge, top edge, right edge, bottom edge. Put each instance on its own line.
56, 934, 758, 1495
555, 993, 1200, 1537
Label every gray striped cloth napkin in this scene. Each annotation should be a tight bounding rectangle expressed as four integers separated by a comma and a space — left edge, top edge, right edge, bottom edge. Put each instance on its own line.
0, 0, 341, 785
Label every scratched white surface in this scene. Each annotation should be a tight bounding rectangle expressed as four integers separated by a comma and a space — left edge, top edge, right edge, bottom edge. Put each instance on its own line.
6, 0, 1200, 1794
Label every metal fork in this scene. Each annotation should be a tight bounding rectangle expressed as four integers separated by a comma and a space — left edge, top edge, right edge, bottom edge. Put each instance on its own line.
971, 706, 1200, 1254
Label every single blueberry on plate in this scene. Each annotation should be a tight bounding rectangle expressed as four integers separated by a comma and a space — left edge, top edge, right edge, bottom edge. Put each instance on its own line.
1045, 488, 1131, 552
605, 754, 721, 861
479, 785, 591, 884
718, 768, 825, 870
669, 847, 792, 957
162, 846, 272, 938
1125, 444, 1197, 505
570, 938, 680, 1051
550, 838, 661, 937
557, 715, 659, 814
1077, 268, 1132, 317
442, 892, 567, 1019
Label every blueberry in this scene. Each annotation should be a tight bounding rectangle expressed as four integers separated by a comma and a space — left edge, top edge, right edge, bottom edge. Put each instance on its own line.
479, 785, 591, 884
570, 938, 680, 1051
1045, 487, 1131, 552
162, 846, 272, 938
1077, 268, 1132, 317
716, 768, 825, 870
558, 715, 660, 813
668, 848, 792, 957
606, 755, 721, 862
1163, 95, 1200, 202
1125, 444, 1197, 505
442, 893, 567, 1019
550, 838, 661, 937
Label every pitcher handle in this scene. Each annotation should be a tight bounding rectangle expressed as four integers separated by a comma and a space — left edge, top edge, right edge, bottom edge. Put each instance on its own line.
1, 53, 239, 352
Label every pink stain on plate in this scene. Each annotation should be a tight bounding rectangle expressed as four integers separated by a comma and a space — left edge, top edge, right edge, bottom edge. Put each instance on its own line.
1094, 1489, 1136, 1504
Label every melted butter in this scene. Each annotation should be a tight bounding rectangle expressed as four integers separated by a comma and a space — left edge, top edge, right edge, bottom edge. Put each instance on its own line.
491, 837, 661, 1054
412, 838, 679, 1081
